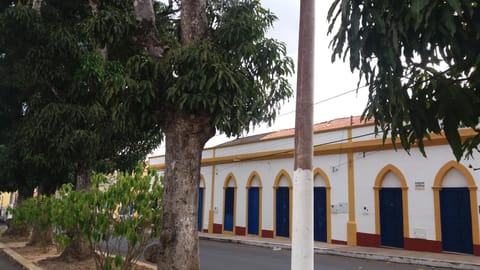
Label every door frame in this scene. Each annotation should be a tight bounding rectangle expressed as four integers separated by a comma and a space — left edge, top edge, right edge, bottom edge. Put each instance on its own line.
433, 161, 479, 249
313, 168, 332, 243
374, 164, 410, 240
273, 169, 292, 239
222, 173, 238, 235
246, 171, 263, 236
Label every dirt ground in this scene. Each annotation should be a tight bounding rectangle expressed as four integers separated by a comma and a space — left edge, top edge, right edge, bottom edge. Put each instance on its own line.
13, 244, 155, 270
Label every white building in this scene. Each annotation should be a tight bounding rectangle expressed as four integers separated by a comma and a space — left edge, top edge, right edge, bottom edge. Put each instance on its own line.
149, 116, 480, 256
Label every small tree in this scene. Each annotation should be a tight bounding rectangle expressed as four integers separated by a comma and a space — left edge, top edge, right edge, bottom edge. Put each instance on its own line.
13, 167, 162, 270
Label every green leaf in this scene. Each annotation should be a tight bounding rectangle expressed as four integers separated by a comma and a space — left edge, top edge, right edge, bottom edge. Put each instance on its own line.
446, 0, 462, 13
411, 0, 430, 14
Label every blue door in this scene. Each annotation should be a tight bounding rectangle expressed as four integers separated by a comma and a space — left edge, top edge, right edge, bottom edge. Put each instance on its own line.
440, 187, 473, 254
129, 203, 134, 216
248, 187, 260, 235
224, 187, 235, 232
379, 188, 404, 248
314, 187, 327, 242
198, 187, 204, 231
276, 187, 290, 237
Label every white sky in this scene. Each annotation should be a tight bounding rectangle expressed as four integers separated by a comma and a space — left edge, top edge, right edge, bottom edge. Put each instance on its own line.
151, 1, 368, 156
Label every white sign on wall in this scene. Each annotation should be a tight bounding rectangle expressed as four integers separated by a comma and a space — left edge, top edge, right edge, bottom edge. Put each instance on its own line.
331, 202, 348, 214
415, 181, 425, 190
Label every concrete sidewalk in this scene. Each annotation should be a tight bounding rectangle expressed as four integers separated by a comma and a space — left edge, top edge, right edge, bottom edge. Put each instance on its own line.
199, 233, 480, 270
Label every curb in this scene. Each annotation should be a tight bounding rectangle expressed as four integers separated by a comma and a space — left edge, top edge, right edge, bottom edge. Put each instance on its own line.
199, 235, 480, 270
1, 248, 42, 270
320, 249, 480, 270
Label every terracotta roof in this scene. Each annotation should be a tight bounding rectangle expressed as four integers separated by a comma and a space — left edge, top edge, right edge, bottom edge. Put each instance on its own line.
216, 132, 274, 147
217, 116, 372, 147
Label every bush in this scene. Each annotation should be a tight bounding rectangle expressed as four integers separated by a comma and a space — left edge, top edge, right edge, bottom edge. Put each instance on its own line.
13, 166, 163, 270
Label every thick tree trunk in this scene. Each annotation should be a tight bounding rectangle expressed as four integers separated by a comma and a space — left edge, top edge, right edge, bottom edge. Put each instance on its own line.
58, 231, 93, 262
76, 169, 92, 191
29, 223, 53, 247
131, 1, 211, 269
28, 183, 56, 247
59, 169, 93, 261
157, 112, 214, 270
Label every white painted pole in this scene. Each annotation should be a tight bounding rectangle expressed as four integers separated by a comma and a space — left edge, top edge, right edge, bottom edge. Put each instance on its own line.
292, 0, 315, 269
292, 169, 314, 269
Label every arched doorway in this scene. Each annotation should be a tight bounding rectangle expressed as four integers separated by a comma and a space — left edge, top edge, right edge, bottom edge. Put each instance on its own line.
223, 173, 237, 234
374, 165, 409, 248
313, 168, 331, 243
274, 170, 292, 238
433, 161, 479, 254
246, 171, 263, 236
198, 175, 206, 232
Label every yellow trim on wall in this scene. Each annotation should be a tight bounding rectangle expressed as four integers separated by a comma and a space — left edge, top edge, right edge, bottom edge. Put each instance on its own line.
222, 173, 238, 235
432, 161, 479, 245
208, 149, 216, 233
373, 164, 410, 238
273, 169, 293, 239
149, 129, 477, 170
347, 128, 357, 246
313, 168, 332, 243
245, 171, 263, 237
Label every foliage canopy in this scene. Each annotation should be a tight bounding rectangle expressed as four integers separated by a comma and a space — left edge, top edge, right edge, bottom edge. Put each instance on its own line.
0, 0, 293, 190
328, 0, 480, 160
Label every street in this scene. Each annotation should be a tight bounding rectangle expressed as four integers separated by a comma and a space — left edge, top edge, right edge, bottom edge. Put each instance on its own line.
0, 238, 459, 270
0, 251, 23, 270
199, 240, 451, 270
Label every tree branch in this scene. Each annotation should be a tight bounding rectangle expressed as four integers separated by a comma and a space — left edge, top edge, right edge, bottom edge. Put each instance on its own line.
180, 0, 208, 44
89, 0, 108, 59
32, 0, 42, 12
133, 0, 166, 58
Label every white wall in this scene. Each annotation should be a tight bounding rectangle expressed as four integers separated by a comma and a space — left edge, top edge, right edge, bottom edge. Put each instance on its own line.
152, 126, 480, 246
314, 154, 349, 242
351, 125, 378, 142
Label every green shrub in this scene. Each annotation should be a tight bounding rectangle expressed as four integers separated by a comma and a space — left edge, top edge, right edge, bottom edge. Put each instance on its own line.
13, 166, 162, 270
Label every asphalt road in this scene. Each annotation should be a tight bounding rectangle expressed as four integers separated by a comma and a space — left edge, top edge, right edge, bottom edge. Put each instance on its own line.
0, 251, 23, 270
199, 240, 451, 270
0, 237, 455, 270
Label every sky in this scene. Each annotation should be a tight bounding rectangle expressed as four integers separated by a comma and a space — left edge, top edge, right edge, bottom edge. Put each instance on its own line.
151, 1, 369, 156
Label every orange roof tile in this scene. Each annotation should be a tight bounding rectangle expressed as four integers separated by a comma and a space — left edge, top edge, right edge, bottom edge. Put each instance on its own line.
218, 116, 372, 147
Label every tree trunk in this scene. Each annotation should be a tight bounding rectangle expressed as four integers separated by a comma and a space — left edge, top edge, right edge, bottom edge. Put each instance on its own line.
157, 112, 214, 270
32, 0, 42, 12
58, 231, 93, 262
29, 222, 53, 247
28, 183, 56, 247
76, 169, 92, 191
133, 0, 166, 57
180, 0, 208, 44
59, 169, 94, 261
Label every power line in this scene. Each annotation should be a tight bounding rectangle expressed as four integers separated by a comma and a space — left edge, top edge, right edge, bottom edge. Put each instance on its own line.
278, 84, 368, 117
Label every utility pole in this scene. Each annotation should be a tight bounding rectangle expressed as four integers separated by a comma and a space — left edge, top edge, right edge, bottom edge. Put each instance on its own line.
292, 0, 315, 269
